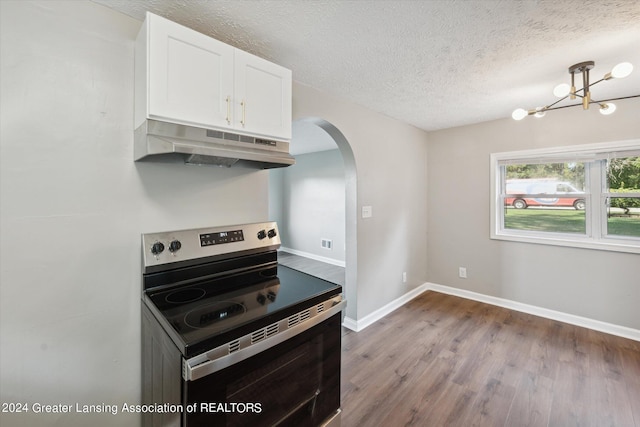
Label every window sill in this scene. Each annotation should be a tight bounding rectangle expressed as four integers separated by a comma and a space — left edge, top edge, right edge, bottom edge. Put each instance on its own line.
491, 231, 640, 254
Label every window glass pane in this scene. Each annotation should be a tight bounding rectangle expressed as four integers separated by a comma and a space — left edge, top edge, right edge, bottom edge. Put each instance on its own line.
504, 206, 587, 233
607, 197, 640, 237
607, 156, 640, 190
503, 162, 586, 234
606, 157, 640, 238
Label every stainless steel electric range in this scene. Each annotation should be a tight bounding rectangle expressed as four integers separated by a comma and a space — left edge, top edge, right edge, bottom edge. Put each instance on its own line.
141, 222, 345, 427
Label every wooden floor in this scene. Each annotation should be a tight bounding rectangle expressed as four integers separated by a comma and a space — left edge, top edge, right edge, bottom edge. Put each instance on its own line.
276, 253, 640, 426
341, 291, 640, 427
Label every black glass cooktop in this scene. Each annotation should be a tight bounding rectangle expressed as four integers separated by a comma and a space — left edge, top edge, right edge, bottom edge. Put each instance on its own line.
145, 264, 342, 357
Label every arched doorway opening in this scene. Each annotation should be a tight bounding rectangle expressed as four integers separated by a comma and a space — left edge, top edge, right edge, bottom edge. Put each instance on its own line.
269, 117, 357, 320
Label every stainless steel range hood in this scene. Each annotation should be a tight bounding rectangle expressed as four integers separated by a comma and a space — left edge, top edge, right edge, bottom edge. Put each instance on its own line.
134, 120, 295, 169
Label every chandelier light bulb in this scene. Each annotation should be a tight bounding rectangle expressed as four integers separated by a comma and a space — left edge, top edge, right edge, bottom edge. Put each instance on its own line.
512, 108, 528, 120
611, 62, 633, 79
553, 83, 571, 98
599, 103, 616, 115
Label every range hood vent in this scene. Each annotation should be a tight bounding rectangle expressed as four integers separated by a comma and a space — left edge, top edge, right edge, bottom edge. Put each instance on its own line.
134, 120, 295, 169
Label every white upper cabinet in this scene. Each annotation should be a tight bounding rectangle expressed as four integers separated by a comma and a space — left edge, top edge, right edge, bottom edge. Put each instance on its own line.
234, 50, 292, 140
146, 13, 234, 130
135, 13, 292, 141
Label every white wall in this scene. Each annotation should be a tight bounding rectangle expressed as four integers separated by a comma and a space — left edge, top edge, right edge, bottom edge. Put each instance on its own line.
274, 149, 346, 263
268, 163, 285, 226
427, 97, 640, 330
0, 2, 270, 426
293, 83, 430, 322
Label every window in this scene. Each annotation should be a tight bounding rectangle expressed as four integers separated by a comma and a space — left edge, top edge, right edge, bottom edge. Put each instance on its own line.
490, 140, 640, 253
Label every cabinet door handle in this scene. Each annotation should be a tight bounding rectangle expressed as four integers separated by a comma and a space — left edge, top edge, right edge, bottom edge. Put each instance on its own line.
241, 100, 246, 127
225, 96, 231, 125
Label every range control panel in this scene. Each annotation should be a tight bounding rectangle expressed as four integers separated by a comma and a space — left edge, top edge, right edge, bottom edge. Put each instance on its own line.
199, 230, 244, 247
142, 222, 280, 272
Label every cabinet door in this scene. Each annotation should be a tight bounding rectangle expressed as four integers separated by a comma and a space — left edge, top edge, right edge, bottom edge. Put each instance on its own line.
234, 50, 292, 140
147, 14, 234, 129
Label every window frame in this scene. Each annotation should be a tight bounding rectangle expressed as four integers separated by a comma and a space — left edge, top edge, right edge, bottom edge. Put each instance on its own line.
490, 139, 640, 254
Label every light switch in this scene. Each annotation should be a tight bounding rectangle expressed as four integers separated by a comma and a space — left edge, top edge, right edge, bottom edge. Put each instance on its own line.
362, 206, 373, 218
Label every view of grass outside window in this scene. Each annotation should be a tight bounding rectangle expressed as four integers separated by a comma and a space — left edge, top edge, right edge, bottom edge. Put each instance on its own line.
505, 209, 586, 233
491, 142, 640, 253
606, 156, 640, 238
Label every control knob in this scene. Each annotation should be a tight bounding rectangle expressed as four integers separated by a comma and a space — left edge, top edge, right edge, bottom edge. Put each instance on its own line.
257, 230, 267, 240
169, 240, 182, 253
257, 293, 266, 305
267, 290, 277, 302
267, 228, 277, 239
151, 242, 165, 255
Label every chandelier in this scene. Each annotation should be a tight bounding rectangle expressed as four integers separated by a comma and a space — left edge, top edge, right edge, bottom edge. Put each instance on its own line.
512, 61, 634, 120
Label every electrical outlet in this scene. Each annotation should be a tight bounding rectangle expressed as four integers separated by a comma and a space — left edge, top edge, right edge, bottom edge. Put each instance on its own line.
321, 238, 332, 250
402, 272, 407, 283
458, 267, 467, 279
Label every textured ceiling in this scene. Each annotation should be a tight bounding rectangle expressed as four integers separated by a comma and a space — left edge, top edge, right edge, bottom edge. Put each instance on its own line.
94, 0, 640, 135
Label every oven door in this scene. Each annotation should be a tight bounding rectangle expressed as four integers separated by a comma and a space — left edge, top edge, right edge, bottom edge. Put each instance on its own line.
183, 312, 342, 427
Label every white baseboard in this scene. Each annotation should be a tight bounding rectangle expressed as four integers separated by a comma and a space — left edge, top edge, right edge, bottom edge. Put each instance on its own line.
425, 283, 640, 342
342, 284, 429, 332
341, 281, 639, 341
342, 316, 358, 332
279, 247, 345, 267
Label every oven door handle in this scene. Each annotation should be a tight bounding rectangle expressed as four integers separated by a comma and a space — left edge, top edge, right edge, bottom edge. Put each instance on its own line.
183, 296, 346, 381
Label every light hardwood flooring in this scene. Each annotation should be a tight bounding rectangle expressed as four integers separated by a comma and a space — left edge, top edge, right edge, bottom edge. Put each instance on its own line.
275, 253, 640, 426
341, 291, 640, 427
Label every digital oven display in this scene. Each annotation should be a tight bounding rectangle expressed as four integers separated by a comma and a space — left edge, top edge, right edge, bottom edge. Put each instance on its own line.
199, 230, 244, 247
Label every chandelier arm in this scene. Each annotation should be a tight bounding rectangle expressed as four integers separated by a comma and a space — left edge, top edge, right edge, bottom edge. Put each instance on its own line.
544, 102, 592, 111
604, 94, 640, 102
567, 78, 605, 97
542, 94, 640, 112
543, 94, 570, 110
589, 77, 606, 87
574, 79, 605, 95
585, 96, 609, 108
